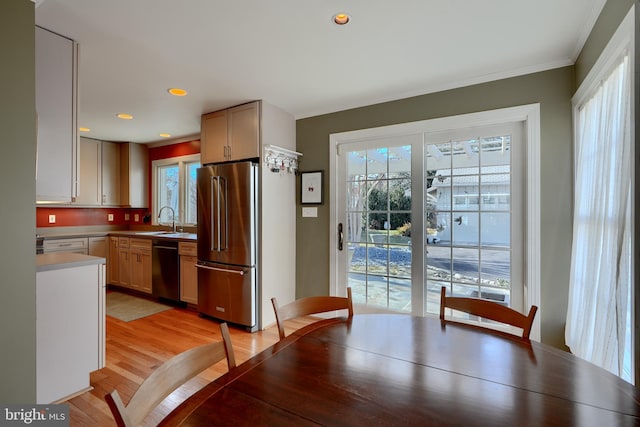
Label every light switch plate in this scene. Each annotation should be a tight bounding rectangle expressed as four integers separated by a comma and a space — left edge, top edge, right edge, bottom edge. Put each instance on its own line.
108, 213, 114, 222
48, 214, 56, 224
124, 213, 130, 221
302, 207, 318, 218
134, 214, 139, 222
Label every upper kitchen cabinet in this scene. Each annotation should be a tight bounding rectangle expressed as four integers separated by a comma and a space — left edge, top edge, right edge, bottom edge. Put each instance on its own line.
201, 101, 260, 164
35, 26, 78, 203
120, 142, 149, 208
76, 137, 120, 206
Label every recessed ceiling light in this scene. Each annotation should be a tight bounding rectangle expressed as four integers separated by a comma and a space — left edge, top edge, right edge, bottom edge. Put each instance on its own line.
168, 88, 188, 96
333, 13, 350, 25
79, 127, 90, 132
116, 113, 133, 120
159, 133, 171, 138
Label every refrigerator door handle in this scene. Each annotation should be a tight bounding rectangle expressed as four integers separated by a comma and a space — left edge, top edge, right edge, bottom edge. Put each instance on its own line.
220, 176, 228, 250
196, 263, 245, 276
210, 176, 218, 252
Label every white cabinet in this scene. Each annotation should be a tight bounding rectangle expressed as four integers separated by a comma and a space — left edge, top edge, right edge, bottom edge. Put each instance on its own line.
35, 26, 78, 203
43, 237, 88, 255
201, 101, 260, 164
36, 260, 104, 403
102, 141, 121, 205
77, 137, 101, 205
76, 137, 121, 206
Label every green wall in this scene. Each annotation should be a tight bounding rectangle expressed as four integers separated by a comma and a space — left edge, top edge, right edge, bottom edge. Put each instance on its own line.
0, 0, 37, 402
574, 0, 636, 87
294, 0, 636, 352
296, 67, 574, 349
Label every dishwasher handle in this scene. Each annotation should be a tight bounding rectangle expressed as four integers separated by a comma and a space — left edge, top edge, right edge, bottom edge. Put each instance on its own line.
153, 245, 178, 251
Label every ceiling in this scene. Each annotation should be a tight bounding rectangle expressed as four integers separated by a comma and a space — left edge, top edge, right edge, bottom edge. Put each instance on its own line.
35, 0, 606, 144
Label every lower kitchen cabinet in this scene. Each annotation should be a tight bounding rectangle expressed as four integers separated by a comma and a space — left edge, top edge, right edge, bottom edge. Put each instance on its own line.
36, 258, 105, 403
110, 237, 152, 294
89, 236, 107, 258
108, 236, 119, 284
179, 242, 198, 304
130, 238, 152, 293
117, 237, 130, 286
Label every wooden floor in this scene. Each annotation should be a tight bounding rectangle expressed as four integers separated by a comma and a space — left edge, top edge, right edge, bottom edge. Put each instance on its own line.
66, 303, 312, 426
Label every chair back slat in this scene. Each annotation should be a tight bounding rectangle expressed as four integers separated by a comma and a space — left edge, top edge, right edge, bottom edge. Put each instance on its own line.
272, 288, 353, 340
106, 323, 236, 427
439, 286, 537, 339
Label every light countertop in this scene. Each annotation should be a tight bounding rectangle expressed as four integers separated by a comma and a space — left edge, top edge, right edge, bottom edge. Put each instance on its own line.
37, 253, 106, 272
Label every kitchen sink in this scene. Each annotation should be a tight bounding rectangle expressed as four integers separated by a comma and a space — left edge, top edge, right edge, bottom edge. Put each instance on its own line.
160, 232, 194, 238
134, 231, 174, 235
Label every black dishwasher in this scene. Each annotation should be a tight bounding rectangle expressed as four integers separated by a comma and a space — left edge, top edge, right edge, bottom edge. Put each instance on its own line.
152, 239, 180, 303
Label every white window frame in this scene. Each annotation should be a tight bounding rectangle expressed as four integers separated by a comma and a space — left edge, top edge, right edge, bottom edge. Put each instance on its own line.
152, 153, 200, 226
330, 104, 541, 341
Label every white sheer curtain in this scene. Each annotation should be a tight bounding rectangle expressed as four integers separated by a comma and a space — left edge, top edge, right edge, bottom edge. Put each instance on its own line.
566, 55, 632, 382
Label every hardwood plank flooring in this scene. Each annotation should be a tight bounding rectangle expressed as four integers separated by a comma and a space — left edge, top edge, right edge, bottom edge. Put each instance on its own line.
66, 304, 313, 426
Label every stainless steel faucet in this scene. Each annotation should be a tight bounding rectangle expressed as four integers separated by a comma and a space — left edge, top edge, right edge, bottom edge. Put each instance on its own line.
158, 206, 176, 232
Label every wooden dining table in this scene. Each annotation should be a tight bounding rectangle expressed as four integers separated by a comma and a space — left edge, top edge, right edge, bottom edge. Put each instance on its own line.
159, 314, 640, 426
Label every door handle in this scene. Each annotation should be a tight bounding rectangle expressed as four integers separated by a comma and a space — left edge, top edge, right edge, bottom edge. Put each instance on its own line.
196, 263, 245, 276
338, 223, 344, 251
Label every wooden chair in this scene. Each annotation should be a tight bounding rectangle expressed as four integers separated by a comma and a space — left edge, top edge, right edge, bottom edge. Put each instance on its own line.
271, 288, 354, 340
105, 322, 236, 427
439, 286, 538, 340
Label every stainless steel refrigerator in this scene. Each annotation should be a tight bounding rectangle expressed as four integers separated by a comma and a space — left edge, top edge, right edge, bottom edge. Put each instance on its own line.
197, 161, 259, 331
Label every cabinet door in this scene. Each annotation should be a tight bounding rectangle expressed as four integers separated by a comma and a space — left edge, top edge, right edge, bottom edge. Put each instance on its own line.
228, 101, 260, 161
130, 249, 152, 294
140, 250, 152, 293
180, 255, 198, 304
108, 237, 119, 284
35, 27, 77, 203
201, 110, 228, 164
102, 141, 121, 205
89, 237, 107, 258
118, 249, 130, 286
76, 138, 102, 205
120, 142, 149, 208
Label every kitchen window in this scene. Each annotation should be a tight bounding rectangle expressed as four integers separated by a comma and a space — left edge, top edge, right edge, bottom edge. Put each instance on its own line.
152, 154, 200, 226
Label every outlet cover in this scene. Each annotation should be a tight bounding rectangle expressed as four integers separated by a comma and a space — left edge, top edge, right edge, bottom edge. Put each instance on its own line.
48, 214, 56, 224
108, 213, 114, 222
124, 213, 130, 221
134, 214, 139, 222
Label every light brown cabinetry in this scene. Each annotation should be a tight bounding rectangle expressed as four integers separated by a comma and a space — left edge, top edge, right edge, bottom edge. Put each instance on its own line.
130, 238, 152, 293
120, 142, 149, 208
88, 236, 107, 258
109, 236, 152, 294
201, 101, 260, 164
117, 237, 130, 286
179, 242, 198, 304
108, 236, 119, 285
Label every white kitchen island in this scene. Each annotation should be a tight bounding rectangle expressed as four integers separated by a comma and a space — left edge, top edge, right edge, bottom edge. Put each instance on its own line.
36, 253, 106, 404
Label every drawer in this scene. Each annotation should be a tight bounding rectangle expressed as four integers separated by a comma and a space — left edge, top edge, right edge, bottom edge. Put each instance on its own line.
118, 237, 130, 249
43, 238, 88, 253
130, 238, 152, 250
179, 242, 197, 256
